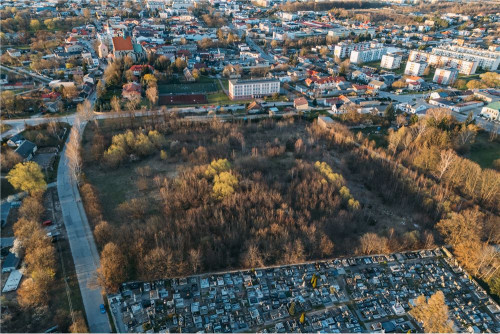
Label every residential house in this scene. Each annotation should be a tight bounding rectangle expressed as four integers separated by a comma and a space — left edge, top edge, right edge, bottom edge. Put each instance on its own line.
122, 82, 142, 100
294, 97, 309, 110
14, 140, 37, 162
130, 65, 154, 76
7, 133, 25, 147
368, 80, 387, 91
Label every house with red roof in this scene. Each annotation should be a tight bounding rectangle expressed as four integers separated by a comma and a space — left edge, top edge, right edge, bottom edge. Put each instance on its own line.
305, 76, 346, 90
122, 82, 142, 100
294, 97, 310, 111
130, 65, 154, 76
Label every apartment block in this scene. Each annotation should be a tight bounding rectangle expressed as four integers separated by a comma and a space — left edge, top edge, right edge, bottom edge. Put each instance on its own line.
404, 61, 428, 76
350, 47, 387, 64
380, 53, 402, 69
433, 67, 458, 86
409, 50, 478, 75
432, 45, 500, 71
334, 42, 384, 59
228, 78, 280, 100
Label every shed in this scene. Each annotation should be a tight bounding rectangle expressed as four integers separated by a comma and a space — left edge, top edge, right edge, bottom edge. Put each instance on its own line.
2, 269, 22, 293
2, 252, 20, 273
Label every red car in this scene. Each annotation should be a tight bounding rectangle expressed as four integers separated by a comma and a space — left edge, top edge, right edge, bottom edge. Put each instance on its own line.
42, 220, 53, 226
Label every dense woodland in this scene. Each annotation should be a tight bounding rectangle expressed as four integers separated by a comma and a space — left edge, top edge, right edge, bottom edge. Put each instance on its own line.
77, 112, 498, 295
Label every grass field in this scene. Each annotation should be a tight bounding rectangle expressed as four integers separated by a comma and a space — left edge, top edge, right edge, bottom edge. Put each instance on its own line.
159, 81, 218, 94
465, 131, 500, 169
206, 91, 232, 104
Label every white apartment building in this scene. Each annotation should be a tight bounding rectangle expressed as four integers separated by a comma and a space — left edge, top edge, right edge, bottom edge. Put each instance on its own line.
432, 45, 500, 71
433, 67, 458, 86
405, 61, 428, 76
350, 47, 387, 64
380, 53, 402, 69
334, 42, 383, 59
228, 78, 280, 100
409, 50, 478, 75
327, 27, 375, 39
146, 0, 167, 10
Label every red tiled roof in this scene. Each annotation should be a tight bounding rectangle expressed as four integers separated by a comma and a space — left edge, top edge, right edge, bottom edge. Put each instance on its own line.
112, 36, 133, 51
294, 97, 308, 106
123, 82, 141, 93
130, 65, 153, 72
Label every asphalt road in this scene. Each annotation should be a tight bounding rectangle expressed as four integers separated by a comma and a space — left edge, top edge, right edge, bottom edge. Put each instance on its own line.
0, 64, 52, 83
57, 123, 110, 333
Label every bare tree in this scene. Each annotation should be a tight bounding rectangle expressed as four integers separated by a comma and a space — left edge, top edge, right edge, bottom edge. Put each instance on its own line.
146, 85, 158, 107
76, 99, 94, 125
189, 248, 202, 274
66, 125, 82, 182
110, 95, 121, 114
436, 149, 456, 181
358, 233, 389, 255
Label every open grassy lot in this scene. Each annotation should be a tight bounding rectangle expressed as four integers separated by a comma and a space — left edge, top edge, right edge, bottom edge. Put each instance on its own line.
465, 131, 500, 169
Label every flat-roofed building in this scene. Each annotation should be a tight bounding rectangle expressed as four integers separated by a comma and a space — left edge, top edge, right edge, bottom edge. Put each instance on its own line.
433, 67, 458, 86
432, 45, 500, 71
228, 78, 280, 100
409, 50, 478, 75
405, 61, 428, 76
350, 47, 387, 64
380, 53, 402, 69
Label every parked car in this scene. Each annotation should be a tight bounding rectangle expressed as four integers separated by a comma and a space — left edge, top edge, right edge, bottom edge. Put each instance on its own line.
100, 304, 106, 314
42, 220, 53, 226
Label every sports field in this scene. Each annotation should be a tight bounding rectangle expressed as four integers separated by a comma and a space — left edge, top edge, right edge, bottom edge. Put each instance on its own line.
158, 94, 208, 105
158, 82, 218, 94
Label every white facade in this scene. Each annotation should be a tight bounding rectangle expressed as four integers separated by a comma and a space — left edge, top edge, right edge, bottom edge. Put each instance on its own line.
350, 47, 387, 64
432, 45, 500, 71
405, 61, 428, 76
433, 67, 458, 86
228, 79, 280, 100
409, 50, 478, 75
380, 54, 402, 69
334, 42, 383, 59
480, 103, 500, 120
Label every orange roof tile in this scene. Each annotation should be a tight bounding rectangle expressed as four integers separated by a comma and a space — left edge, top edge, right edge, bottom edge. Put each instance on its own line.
112, 36, 133, 51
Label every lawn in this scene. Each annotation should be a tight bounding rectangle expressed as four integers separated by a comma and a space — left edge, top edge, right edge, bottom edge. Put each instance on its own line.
465, 131, 500, 169
159, 81, 218, 94
206, 91, 233, 104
